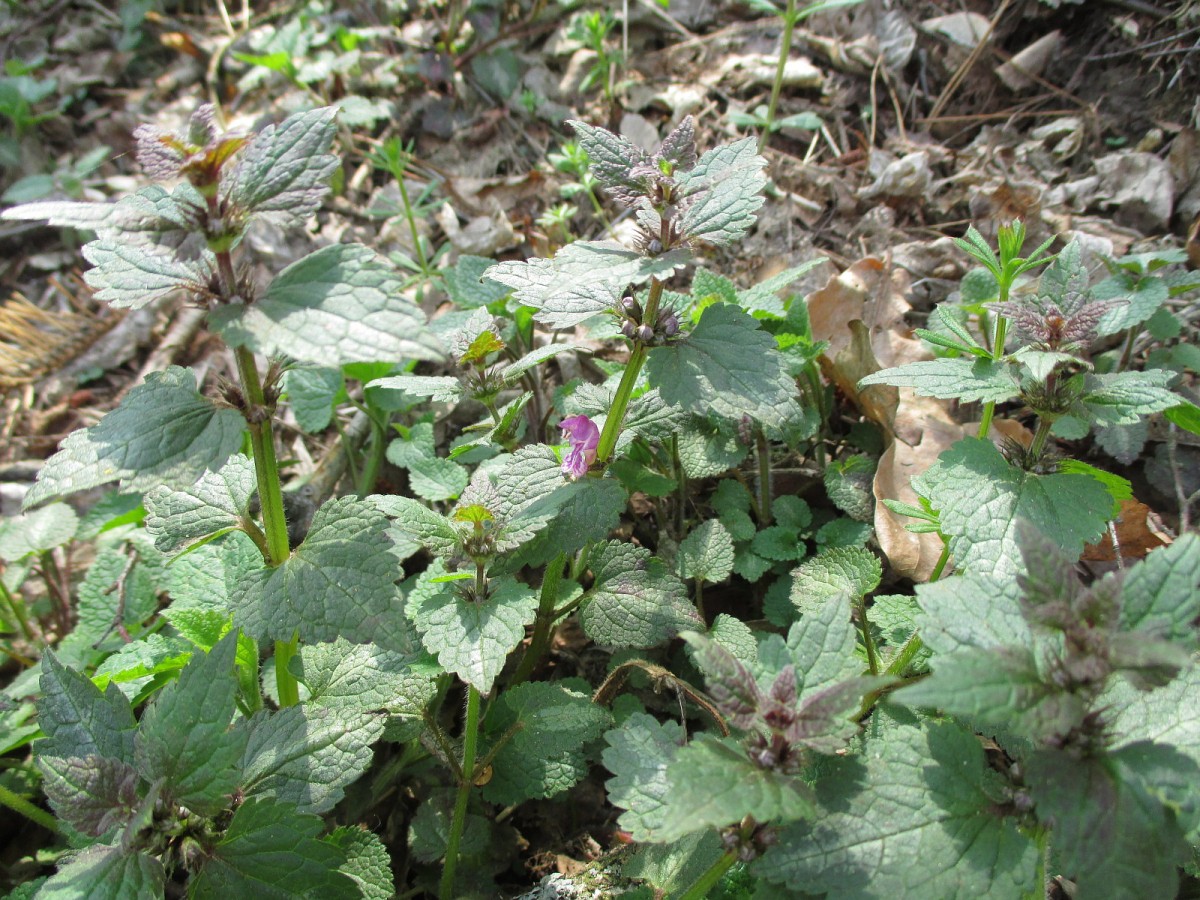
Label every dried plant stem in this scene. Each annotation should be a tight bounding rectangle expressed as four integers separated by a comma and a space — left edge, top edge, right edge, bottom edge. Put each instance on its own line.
440, 684, 481, 900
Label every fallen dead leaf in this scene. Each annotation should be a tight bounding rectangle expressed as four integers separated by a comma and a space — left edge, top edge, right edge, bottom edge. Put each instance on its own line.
1083, 498, 1171, 562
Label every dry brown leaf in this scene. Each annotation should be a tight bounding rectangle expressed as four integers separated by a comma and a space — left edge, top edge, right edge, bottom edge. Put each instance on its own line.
1083, 499, 1171, 562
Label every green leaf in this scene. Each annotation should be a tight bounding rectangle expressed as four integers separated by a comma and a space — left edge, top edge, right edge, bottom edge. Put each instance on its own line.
1026, 749, 1188, 899
824, 454, 876, 521
326, 827, 395, 900
368, 373, 461, 403
756, 721, 1038, 898
210, 244, 443, 366
24, 367, 245, 506
134, 633, 244, 814
647, 303, 799, 427
39, 755, 140, 836
912, 573, 1029, 657
503, 342, 588, 383
0, 502, 77, 560
234, 497, 403, 645
778, 593, 864, 698
190, 797, 357, 899
143, 455, 256, 553
81, 239, 212, 310
240, 705, 384, 814
482, 681, 612, 804
581, 541, 700, 648
294, 639, 435, 724
677, 419, 749, 478
677, 520, 734, 583
1108, 664, 1200, 773
602, 712, 685, 841
285, 367, 345, 433
1164, 400, 1200, 436
1074, 370, 1180, 427
484, 241, 691, 329
1095, 270, 1170, 335
443, 254, 512, 309
678, 137, 768, 246
369, 495, 460, 557
750, 525, 803, 562
894, 647, 1076, 739
224, 106, 340, 228
783, 547, 880, 623
38, 652, 135, 762
57, 548, 160, 661
858, 358, 1019, 403
507, 476, 628, 569
657, 735, 816, 840
692, 268, 738, 306
913, 437, 1111, 579
37, 845, 165, 900
407, 576, 537, 692
407, 797, 490, 865
1120, 534, 1200, 642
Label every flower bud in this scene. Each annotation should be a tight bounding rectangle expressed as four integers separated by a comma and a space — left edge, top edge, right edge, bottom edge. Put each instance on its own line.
658, 310, 679, 337
635, 323, 655, 343
621, 320, 637, 339
619, 296, 642, 320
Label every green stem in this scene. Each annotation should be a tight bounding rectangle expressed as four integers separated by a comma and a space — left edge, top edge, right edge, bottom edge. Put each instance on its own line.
1028, 417, 1054, 465
395, 161, 431, 279
0, 577, 34, 642
274, 632, 300, 708
929, 540, 951, 583
857, 595, 879, 676
756, 430, 772, 525
758, 0, 799, 153
1117, 326, 1138, 372
977, 285, 1010, 439
678, 850, 737, 900
0, 782, 58, 833
233, 348, 290, 566
440, 684, 481, 900
509, 554, 565, 686
593, 279, 664, 465
357, 413, 389, 497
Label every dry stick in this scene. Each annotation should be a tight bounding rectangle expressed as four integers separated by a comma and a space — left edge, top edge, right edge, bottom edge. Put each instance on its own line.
927, 0, 1013, 123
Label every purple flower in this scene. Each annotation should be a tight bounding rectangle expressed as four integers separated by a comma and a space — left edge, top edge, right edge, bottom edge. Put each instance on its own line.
560, 414, 599, 478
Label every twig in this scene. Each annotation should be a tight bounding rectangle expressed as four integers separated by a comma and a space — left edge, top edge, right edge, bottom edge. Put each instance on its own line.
927, 0, 1012, 123
97, 549, 138, 645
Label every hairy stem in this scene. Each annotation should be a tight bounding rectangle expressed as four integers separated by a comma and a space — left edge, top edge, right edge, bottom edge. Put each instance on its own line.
756, 429, 772, 525
929, 539, 951, 582
0, 782, 58, 833
593, 279, 664, 465
758, 0, 798, 153
0, 577, 34, 642
509, 553, 565, 686
977, 286, 1010, 439
439, 684, 481, 900
679, 850, 737, 900
857, 594, 880, 676
357, 412, 389, 498
1028, 416, 1054, 464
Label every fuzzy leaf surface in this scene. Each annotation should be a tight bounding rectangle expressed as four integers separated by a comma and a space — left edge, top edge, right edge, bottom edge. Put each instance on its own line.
581, 540, 700, 648
507, 476, 628, 568
285, 367, 344, 433
134, 633, 244, 815
25, 367, 245, 506
858, 358, 1019, 402
81, 240, 212, 310
1026, 748, 1191, 899
189, 797, 356, 900
484, 241, 690, 329
38, 652, 136, 763
143, 455, 256, 553
787, 547, 881, 618
482, 681, 612, 804
1120, 535, 1200, 641
657, 735, 816, 840
913, 437, 1111, 579
647, 303, 798, 426
240, 705, 384, 814
678, 137, 768, 245
293, 639, 435, 722
602, 712, 685, 842
36, 846, 165, 900
327, 828, 394, 900
0, 502, 77, 560
407, 577, 537, 692
223, 106, 339, 227
210, 244, 443, 366
755, 721, 1038, 898
39, 755, 140, 836
677, 519, 734, 583
1073, 370, 1180, 427
234, 497, 402, 644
